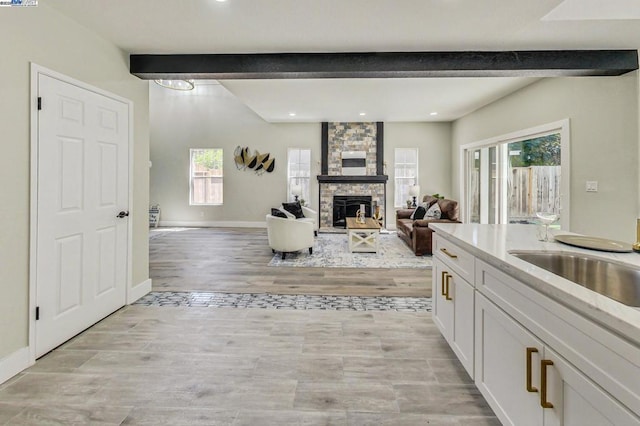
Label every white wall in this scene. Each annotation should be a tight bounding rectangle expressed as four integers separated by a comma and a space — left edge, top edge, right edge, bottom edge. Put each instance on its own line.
150, 84, 453, 228
384, 122, 452, 217
451, 74, 639, 242
149, 82, 320, 225
0, 5, 149, 361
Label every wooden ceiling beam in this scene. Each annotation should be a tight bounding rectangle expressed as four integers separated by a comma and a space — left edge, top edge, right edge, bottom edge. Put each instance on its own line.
130, 50, 638, 80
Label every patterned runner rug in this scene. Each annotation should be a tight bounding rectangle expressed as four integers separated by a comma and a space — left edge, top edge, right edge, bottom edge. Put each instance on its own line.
133, 291, 431, 312
268, 232, 432, 269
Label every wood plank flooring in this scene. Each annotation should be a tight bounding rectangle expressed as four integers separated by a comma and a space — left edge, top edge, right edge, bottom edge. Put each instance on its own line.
150, 228, 431, 298
0, 227, 502, 425
0, 307, 500, 425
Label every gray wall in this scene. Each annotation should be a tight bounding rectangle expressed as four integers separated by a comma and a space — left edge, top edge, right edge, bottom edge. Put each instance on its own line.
150, 84, 453, 227
149, 83, 320, 224
0, 5, 150, 360
451, 74, 639, 242
384, 122, 452, 217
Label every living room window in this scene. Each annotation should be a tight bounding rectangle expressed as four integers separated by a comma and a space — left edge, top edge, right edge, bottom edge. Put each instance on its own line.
190, 148, 223, 205
287, 148, 311, 206
394, 148, 418, 207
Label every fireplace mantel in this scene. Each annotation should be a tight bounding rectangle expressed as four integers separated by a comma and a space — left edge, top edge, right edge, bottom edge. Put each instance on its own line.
317, 175, 388, 184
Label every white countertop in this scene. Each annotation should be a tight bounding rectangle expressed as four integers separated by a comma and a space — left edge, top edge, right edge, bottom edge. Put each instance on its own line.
430, 223, 640, 346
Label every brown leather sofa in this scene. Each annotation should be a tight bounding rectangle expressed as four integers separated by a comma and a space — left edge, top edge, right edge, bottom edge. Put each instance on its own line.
396, 195, 461, 255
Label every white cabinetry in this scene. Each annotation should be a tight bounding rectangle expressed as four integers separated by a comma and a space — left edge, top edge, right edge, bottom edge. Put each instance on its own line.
433, 235, 475, 377
431, 231, 640, 426
475, 293, 544, 426
475, 260, 640, 426
543, 346, 639, 426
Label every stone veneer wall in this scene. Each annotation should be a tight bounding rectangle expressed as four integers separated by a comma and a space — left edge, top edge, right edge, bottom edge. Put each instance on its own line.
328, 122, 377, 176
319, 183, 385, 228
320, 122, 386, 229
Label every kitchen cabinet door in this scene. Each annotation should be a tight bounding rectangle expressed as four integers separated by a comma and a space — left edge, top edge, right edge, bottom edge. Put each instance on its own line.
543, 347, 640, 426
433, 259, 453, 339
433, 258, 474, 376
475, 293, 544, 426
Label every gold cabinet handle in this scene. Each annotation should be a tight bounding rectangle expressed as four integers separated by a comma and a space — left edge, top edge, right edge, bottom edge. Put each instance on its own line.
526, 347, 538, 393
445, 273, 453, 301
540, 359, 554, 408
440, 248, 458, 259
440, 271, 448, 296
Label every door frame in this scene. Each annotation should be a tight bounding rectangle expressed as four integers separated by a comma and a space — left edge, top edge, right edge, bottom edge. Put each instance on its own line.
458, 119, 571, 229
28, 63, 134, 362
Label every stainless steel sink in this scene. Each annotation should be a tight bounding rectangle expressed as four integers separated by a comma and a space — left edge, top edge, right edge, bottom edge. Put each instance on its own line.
509, 251, 640, 307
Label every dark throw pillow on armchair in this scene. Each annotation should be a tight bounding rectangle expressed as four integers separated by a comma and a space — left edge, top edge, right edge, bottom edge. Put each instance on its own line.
271, 208, 288, 218
282, 201, 305, 219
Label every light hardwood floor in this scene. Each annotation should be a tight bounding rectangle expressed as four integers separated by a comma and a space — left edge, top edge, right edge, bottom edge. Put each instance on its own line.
0, 227, 500, 425
150, 227, 431, 298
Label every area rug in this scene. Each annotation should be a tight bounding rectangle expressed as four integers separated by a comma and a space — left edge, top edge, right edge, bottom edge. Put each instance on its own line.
268, 232, 432, 269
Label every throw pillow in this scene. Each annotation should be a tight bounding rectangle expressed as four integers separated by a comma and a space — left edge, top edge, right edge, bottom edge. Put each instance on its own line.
270, 208, 288, 218
410, 206, 427, 220
424, 201, 442, 219
282, 201, 305, 219
421, 199, 438, 210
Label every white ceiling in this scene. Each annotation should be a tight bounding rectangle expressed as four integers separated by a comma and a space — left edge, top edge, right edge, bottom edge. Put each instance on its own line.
219, 78, 539, 122
47, 0, 640, 122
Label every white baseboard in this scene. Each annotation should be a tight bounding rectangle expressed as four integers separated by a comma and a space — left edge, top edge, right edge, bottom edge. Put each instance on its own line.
0, 347, 32, 385
128, 278, 152, 304
158, 220, 266, 228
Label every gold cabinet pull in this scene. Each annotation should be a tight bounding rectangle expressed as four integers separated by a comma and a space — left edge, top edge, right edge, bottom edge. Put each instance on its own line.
445, 273, 453, 301
440, 271, 448, 296
540, 359, 554, 408
440, 248, 458, 259
526, 347, 538, 392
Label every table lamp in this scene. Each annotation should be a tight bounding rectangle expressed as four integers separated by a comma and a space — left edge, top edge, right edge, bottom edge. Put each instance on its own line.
291, 184, 302, 202
409, 185, 421, 207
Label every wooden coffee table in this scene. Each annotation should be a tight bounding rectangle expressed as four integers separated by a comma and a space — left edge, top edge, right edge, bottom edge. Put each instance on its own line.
346, 217, 381, 253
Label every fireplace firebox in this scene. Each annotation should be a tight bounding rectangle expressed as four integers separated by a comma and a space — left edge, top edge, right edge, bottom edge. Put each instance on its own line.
332, 196, 372, 228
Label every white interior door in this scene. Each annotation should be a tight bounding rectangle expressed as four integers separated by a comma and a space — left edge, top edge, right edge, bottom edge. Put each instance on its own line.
35, 73, 129, 357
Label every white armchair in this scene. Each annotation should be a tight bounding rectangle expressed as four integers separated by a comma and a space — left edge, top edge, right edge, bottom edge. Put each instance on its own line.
266, 214, 315, 260
301, 206, 318, 236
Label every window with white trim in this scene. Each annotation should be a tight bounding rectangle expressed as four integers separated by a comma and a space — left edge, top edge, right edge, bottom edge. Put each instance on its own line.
190, 148, 223, 205
287, 148, 311, 206
394, 148, 418, 207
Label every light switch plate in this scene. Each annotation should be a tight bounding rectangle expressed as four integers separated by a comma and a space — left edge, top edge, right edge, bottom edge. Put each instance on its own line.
586, 181, 598, 192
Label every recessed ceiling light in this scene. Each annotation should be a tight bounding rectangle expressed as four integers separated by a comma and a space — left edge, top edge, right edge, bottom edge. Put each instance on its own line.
215, 0, 227, 2
359, 112, 366, 116
289, 112, 296, 117
430, 112, 438, 116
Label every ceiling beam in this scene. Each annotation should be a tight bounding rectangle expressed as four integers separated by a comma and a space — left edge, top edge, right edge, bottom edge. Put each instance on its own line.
130, 50, 638, 80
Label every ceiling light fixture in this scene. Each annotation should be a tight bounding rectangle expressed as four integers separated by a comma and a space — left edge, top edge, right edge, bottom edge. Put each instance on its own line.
430, 112, 438, 116
154, 79, 195, 91
289, 112, 296, 117
359, 112, 366, 116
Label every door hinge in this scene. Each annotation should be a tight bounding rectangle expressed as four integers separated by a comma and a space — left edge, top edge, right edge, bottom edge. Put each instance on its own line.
36, 306, 40, 321
37, 97, 42, 111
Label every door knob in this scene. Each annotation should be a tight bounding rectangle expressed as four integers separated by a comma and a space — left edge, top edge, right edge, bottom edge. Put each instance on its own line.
116, 211, 129, 218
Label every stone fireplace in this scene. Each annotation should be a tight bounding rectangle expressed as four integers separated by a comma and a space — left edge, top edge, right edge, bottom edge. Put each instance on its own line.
316, 122, 388, 230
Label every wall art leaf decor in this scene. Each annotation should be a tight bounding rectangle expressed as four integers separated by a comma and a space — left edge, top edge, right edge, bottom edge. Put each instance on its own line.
234, 146, 275, 174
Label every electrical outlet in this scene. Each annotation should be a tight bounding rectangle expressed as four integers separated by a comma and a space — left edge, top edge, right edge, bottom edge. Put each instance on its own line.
586, 181, 598, 192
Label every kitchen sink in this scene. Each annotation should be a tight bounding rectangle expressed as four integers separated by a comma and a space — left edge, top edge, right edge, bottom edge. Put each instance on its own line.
509, 251, 640, 307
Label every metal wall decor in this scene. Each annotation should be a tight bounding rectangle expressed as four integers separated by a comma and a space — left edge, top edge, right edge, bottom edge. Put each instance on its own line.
234, 146, 275, 175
